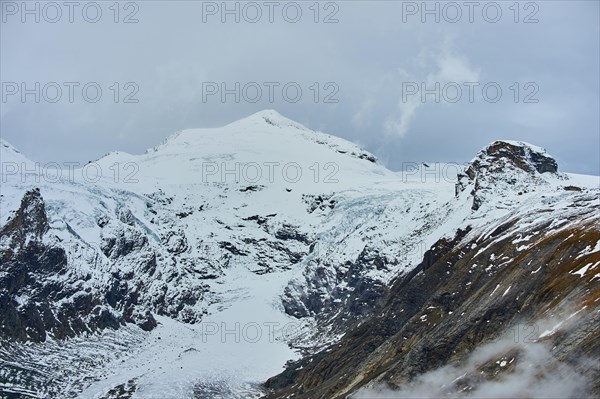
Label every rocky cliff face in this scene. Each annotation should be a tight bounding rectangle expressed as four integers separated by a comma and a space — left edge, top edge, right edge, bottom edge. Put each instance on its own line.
0, 189, 123, 343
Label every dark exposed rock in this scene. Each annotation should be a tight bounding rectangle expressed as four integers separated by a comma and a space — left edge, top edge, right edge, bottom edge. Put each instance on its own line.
1, 188, 49, 258
281, 243, 403, 328
218, 241, 248, 256
163, 230, 188, 255
456, 141, 561, 210
357, 152, 377, 163
124, 306, 157, 331
176, 210, 193, 218
97, 215, 110, 227
0, 190, 123, 342
117, 207, 136, 225
242, 214, 270, 225
461, 141, 559, 183
0, 189, 161, 346
486, 141, 556, 173
564, 185, 583, 192
100, 378, 138, 399
239, 185, 264, 192
302, 193, 336, 213
101, 223, 149, 259
275, 224, 310, 244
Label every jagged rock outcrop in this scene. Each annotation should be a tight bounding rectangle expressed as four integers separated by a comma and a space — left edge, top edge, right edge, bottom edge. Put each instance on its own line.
456, 140, 563, 210
468, 140, 558, 176
0, 189, 122, 342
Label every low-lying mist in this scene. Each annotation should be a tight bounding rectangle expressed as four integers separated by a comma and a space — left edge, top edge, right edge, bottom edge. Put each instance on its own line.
353, 318, 595, 399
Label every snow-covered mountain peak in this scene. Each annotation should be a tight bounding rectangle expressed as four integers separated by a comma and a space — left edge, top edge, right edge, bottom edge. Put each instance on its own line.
461, 139, 560, 184
456, 140, 565, 210
226, 109, 306, 130
132, 110, 308, 158
92, 110, 385, 190
474, 140, 558, 174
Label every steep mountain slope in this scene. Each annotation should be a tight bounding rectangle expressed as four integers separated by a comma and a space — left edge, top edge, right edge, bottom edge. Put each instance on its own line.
1, 112, 598, 398
265, 141, 600, 398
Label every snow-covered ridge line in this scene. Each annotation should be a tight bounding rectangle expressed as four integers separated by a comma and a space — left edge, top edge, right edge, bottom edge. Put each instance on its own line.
1, 111, 599, 398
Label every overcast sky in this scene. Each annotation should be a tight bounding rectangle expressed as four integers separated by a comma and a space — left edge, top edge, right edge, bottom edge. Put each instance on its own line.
1, 1, 599, 174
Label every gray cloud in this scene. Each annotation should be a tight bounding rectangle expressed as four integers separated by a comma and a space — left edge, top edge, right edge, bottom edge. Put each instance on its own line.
353, 323, 594, 399
1, 1, 598, 174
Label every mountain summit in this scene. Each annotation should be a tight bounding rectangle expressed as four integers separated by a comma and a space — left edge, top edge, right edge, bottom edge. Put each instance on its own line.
226, 109, 308, 129
456, 140, 565, 210
467, 140, 558, 177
